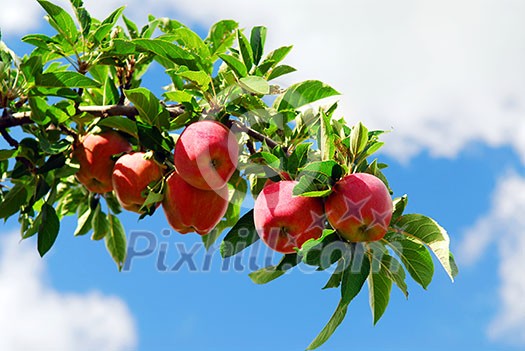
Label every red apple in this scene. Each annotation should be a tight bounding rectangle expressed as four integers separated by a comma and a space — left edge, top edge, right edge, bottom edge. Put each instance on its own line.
112, 152, 164, 213
254, 180, 325, 254
174, 120, 239, 191
162, 172, 229, 235
73, 131, 132, 193
325, 173, 393, 242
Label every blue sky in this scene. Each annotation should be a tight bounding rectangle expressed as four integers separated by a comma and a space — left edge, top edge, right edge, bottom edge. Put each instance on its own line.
2, 1, 525, 350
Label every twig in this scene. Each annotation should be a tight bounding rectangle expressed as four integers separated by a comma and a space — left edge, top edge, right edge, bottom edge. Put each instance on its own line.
228, 120, 288, 154
1, 104, 185, 129
0, 128, 19, 148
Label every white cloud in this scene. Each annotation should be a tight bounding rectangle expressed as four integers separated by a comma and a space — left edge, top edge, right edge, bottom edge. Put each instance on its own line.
459, 172, 525, 345
0, 231, 137, 351
2, 0, 525, 161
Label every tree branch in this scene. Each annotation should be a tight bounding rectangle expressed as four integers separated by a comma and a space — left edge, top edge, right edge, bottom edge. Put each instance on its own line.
0, 104, 185, 129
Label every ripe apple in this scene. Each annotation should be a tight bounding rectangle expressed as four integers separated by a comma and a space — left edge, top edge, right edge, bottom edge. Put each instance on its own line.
174, 120, 239, 191
325, 173, 393, 242
254, 180, 325, 254
73, 131, 132, 193
112, 152, 164, 213
162, 171, 229, 235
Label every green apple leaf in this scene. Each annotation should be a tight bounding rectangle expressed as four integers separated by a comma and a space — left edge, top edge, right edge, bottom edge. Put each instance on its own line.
206, 20, 238, 58
91, 204, 109, 241
98, 116, 138, 138
133, 38, 199, 70
393, 214, 458, 281
248, 253, 299, 284
368, 251, 393, 325
36, 72, 100, 88
219, 54, 248, 77
267, 65, 296, 81
306, 299, 349, 351
340, 244, 370, 304
273, 80, 340, 112
320, 109, 335, 162
37, 203, 60, 257
0, 184, 28, 220
124, 88, 169, 130
175, 70, 211, 90
237, 30, 253, 71
74, 204, 94, 236
0, 149, 18, 161
322, 259, 345, 290
105, 214, 127, 271
239, 76, 270, 95
258, 45, 293, 75
367, 242, 408, 298
220, 210, 258, 258
391, 195, 408, 222
350, 121, 369, 157
70, 0, 92, 37
384, 231, 434, 289
37, 0, 78, 43
250, 26, 266, 65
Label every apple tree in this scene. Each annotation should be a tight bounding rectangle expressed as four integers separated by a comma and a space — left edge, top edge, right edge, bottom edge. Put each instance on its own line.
0, 1, 458, 349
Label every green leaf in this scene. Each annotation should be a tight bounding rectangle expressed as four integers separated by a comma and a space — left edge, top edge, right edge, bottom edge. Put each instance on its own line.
322, 259, 345, 289
368, 251, 393, 324
250, 151, 281, 170
70, 0, 91, 37
220, 210, 259, 258
258, 45, 293, 75
0, 149, 18, 161
393, 214, 458, 281
239, 76, 269, 95
133, 38, 198, 70
91, 204, 109, 240
175, 70, 211, 90
219, 54, 247, 77
0, 184, 28, 220
124, 87, 169, 129
201, 228, 222, 250
36, 72, 100, 88
98, 116, 138, 138
287, 143, 311, 176
37, 203, 60, 257
74, 205, 94, 236
206, 20, 238, 58
274, 80, 340, 112
237, 30, 254, 71
106, 214, 127, 271
28, 97, 51, 125
249, 254, 299, 284
350, 122, 369, 156
297, 160, 343, 185
306, 299, 349, 350
320, 109, 335, 161
392, 195, 408, 222
101, 6, 125, 26
299, 229, 341, 267
250, 26, 266, 65
37, 0, 78, 43
123, 15, 139, 38
267, 65, 296, 81
341, 244, 370, 304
